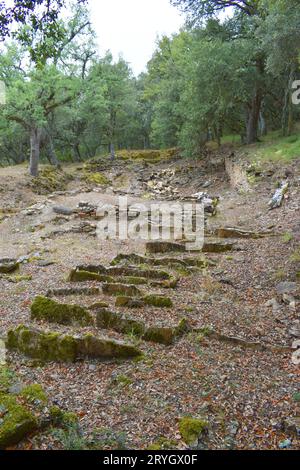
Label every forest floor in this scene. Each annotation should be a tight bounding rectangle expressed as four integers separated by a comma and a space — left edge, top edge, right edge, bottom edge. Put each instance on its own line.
0, 146, 299, 450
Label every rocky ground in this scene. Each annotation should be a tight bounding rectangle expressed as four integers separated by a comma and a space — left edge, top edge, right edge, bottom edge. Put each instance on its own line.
0, 149, 299, 450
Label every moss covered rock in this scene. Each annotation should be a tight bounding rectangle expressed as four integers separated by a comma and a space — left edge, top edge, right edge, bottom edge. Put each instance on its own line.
6, 325, 78, 362
68, 269, 113, 283
0, 259, 19, 274
7, 325, 142, 362
178, 417, 208, 445
103, 283, 142, 297
84, 172, 110, 186
202, 241, 234, 253
118, 148, 178, 162
31, 296, 93, 327
147, 437, 178, 450
115, 297, 144, 308
30, 166, 72, 195
20, 384, 47, 404
143, 295, 173, 308
143, 327, 175, 346
78, 334, 142, 359
88, 301, 110, 310
96, 309, 145, 336
108, 266, 171, 281
0, 393, 37, 449
116, 276, 148, 286
146, 241, 186, 254
175, 318, 192, 337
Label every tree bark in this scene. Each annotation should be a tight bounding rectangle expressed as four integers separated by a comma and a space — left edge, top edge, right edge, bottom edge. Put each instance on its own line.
110, 142, 115, 160
282, 63, 296, 136
46, 134, 60, 167
29, 128, 42, 177
246, 89, 263, 144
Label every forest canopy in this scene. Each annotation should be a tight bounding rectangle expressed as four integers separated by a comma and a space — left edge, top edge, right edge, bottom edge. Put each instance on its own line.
0, 0, 300, 175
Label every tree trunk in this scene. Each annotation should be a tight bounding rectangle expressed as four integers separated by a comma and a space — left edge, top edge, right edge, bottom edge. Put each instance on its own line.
110, 142, 115, 160
47, 135, 60, 168
29, 128, 42, 177
246, 89, 263, 144
282, 63, 296, 137
259, 111, 267, 136
72, 143, 82, 162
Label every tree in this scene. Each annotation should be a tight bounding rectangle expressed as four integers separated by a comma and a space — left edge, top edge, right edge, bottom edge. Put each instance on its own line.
0, 0, 88, 64
170, 0, 260, 19
0, 3, 93, 175
171, 0, 268, 144
258, 0, 300, 136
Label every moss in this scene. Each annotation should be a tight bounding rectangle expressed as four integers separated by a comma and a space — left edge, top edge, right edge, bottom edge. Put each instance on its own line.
0, 260, 19, 274
49, 406, 78, 428
84, 172, 110, 186
143, 327, 175, 346
31, 296, 94, 327
68, 269, 113, 283
116, 276, 148, 286
96, 309, 146, 336
114, 375, 133, 387
175, 318, 191, 338
202, 241, 234, 253
146, 241, 186, 254
78, 334, 142, 360
103, 283, 142, 297
0, 393, 37, 449
88, 301, 110, 310
109, 266, 171, 281
147, 437, 178, 450
7, 325, 78, 363
6, 275, 32, 283
0, 367, 15, 393
178, 417, 208, 445
115, 297, 144, 308
30, 166, 72, 195
143, 295, 173, 308
117, 148, 178, 162
20, 384, 47, 404
293, 392, 300, 402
